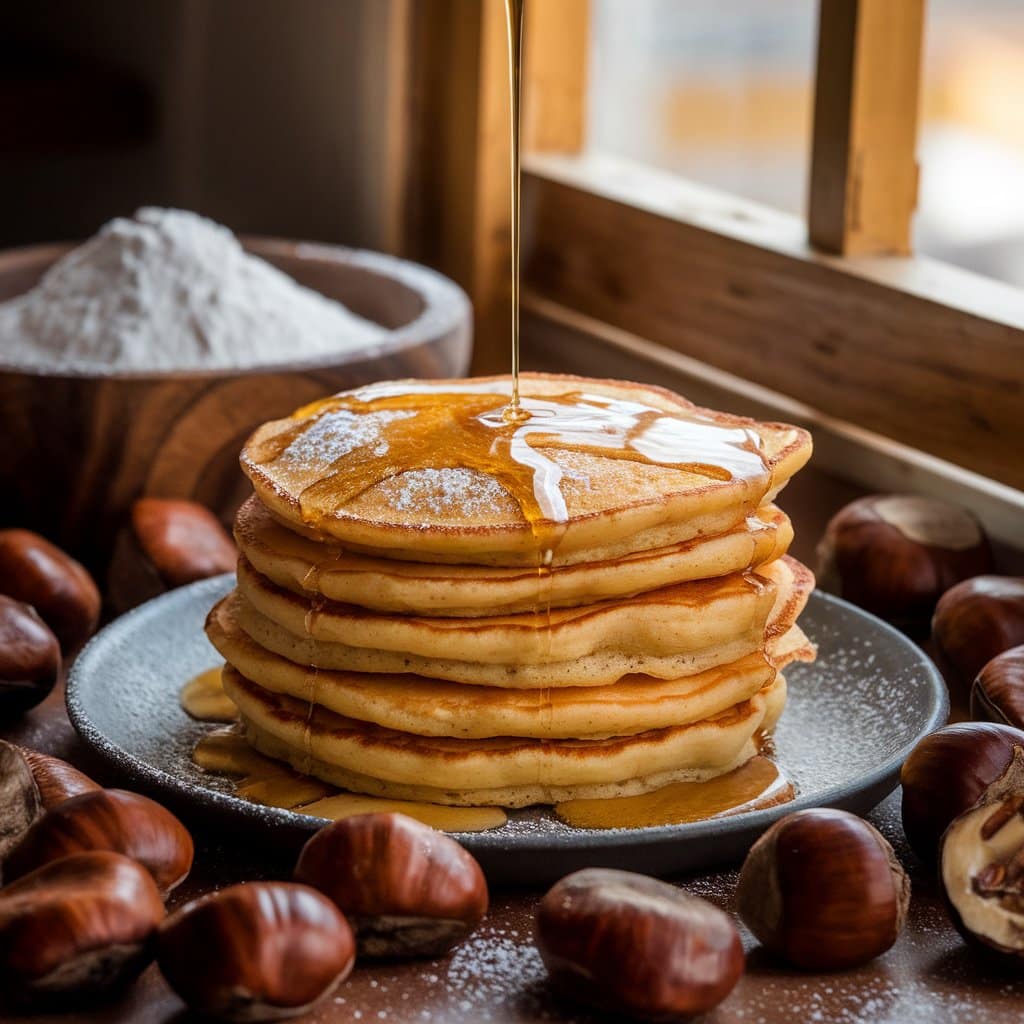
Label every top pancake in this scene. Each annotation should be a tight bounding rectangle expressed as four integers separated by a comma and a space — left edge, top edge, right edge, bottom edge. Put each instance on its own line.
240, 374, 812, 566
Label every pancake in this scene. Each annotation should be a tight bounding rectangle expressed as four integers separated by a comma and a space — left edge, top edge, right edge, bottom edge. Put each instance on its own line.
234, 496, 794, 616
240, 374, 812, 566
234, 555, 789, 666
224, 668, 782, 807
230, 555, 811, 687
207, 593, 779, 739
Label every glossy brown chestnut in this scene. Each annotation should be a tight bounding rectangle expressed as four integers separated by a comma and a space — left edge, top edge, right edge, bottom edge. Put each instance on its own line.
536, 868, 744, 1020
4, 788, 194, 893
939, 748, 1024, 959
737, 808, 910, 970
0, 851, 164, 1004
932, 576, 1024, 700
0, 529, 100, 651
156, 881, 355, 1022
0, 595, 60, 719
972, 646, 1024, 730
900, 722, 1024, 865
16, 746, 100, 809
817, 494, 992, 628
108, 499, 237, 613
295, 812, 488, 958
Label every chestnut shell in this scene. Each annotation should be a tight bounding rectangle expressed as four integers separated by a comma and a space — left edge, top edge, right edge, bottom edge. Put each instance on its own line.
932, 576, 1024, 699
0, 851, 164, 1004
0, 595, 60, 719
156, 881, 355, 1022
972, 646, 1024, 730
0, 529, 100, 652
4, 788, 194, 893
536, 868, 744, 1020
295, 812, 488, 958
818, 495, 991, 627
900, 722, 1024, 865
737, 808, 909, 971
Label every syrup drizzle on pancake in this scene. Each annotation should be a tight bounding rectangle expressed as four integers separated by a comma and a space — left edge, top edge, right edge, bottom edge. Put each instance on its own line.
249, 381, 772, 562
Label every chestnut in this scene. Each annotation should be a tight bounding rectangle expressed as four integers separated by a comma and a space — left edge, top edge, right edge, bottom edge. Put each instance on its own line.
156, 881, 355, 1022
4, 788, 194, 893
932, 576, 1024, 701
737, 808, 909, 970
0, 529, 100, 652
816, 494, 991, 628
0, 851, 164, 1004
972, 646, 1024, 730
939, 747, 1024, 959
536, 868, 743, 1020
295, 812, 488, 958
0, 595, 60, 719
108, 498, 237, 613
17, 746, 100, 809
901, 722, 1024, 865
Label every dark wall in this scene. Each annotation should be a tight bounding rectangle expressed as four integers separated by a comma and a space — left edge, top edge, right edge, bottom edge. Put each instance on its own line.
0, 0, 395, 249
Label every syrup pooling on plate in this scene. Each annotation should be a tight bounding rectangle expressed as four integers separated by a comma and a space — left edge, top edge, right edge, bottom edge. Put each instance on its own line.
180, 666, 238, 723
249, 380, 773, 560
192, 725, 506, 832
554, 755, 795, 830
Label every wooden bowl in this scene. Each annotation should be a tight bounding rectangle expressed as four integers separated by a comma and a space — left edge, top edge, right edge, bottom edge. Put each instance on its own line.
0, 237, 472, 572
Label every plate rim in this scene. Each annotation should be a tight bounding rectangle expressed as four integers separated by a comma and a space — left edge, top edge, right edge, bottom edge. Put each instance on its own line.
66, 574, 949, 852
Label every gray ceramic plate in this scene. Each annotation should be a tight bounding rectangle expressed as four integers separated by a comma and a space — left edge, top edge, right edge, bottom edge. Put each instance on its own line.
67, 575, 947, 884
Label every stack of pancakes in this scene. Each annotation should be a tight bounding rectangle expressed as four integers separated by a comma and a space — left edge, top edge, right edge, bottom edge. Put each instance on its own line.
206, 374, 814, 808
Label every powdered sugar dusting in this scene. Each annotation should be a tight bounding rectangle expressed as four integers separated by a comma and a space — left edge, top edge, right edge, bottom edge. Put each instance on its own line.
377, 468, 513, 517
280, 409, 414, 471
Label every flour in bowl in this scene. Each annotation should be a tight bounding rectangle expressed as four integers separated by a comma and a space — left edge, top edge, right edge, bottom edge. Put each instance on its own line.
0, 207, 386, 372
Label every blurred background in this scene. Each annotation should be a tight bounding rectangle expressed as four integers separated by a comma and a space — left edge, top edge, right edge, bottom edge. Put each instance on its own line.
2, 0, 1023, 285
589, 0, 1024, 286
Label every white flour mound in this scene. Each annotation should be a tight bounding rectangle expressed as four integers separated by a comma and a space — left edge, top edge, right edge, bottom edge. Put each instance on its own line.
0, 207, 386, 371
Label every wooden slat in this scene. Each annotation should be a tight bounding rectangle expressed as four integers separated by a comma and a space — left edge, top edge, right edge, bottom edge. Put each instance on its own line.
809, 0, 925, 255
523, 152, 1024, 489
521, 293, 1024, 553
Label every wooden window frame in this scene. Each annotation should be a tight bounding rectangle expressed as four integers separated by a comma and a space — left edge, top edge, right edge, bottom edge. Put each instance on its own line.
389, 0, 1024, 541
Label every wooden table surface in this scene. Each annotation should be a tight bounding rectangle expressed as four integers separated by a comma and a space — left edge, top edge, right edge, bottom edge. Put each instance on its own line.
4, 466, 1024, 1024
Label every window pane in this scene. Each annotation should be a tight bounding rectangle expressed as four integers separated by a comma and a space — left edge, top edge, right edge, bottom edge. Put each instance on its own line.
587, 0, 816, 214
918, 0, 1024, 286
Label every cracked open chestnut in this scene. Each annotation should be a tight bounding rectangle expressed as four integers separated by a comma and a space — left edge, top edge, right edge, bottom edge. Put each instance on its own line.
295, 812, 488, 958
737, 808, 909, 970
0, 851, 164, 1005
4, 788, 194, 893
901, 722, 1024, 865
940, 747, 1024, 959
156, 881, 355, 1022
536, 868, 743, 1019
